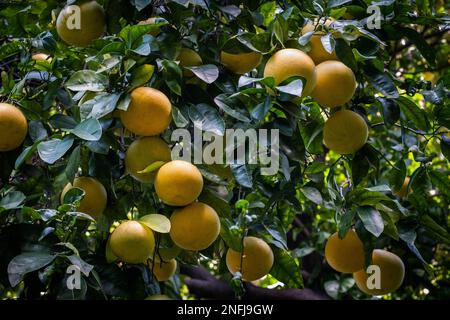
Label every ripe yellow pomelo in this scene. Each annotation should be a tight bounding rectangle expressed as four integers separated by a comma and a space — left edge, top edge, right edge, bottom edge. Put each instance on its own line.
120, 87, 172, 136
323, 110, 368, 154
263, 48, 317, 97
154, 160, 203, 206
61, 176, 107, 219
177, 48, 203, 77
32, 53, 51, 62
0, 103, 28, 152
302, 18, 338, 64
325, 230, 365, 273
226, 236, 274, 282
151, 259, 177, 281
125, 137, 172, 183
109, 220, 155, 264
56, 1, 106, 47
169, 202, 220, 251
312, 60, 356, 107
221, 51, 262, 74
353, 249, 405, 296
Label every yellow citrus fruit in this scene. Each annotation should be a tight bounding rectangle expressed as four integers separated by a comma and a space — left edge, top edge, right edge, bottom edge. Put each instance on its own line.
56, 1, 106, 47
323, 110, 368, 154
325, 230, 365, 273
302, 18, 338, 64
0, 103, 28, 152
155, 160, 203, 206
138, 17, 162, 36
169, 202, 220, 251
125, 137, 172, 183
395, 177, 412, 198
226, 236, 274, 282
145, 294, 171, 300
220, 51, 262, 74
61, 177, 107, 219
312, 60, 356, 107
177, 48, 203, 77
120, 87, 172, 136
151, 259, 177, 281
109, 220, 155, 264
353, 249, 405, 296
263, 48, 317, 97
32, 53, 51, 61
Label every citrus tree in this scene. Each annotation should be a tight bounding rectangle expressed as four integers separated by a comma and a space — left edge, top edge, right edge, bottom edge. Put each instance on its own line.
0, 0, 449, 300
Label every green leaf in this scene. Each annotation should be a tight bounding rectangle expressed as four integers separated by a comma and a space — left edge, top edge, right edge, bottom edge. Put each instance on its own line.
364, 65, 399, 98
161, 59, 183, 96
80, 93, 121, 120
8, 252, 56, 287
65, 70, 108, 92
230, 164, 253, 188
189, 103, 225, 136
214, 94, 251, 122
0, 191, 26, 210
397, 96, 430, 131
321, 34, 335, 54
335, 39, 357, 72
300, 186, 323, 205
14, 145, 37, 170
37, 137, 74, 165
139, 215, 171, 233
130, 64, 155, 89
65, 145, 81, 181
378, 97, 400, 127
329, 0, 352, 8
276, 79, 303, 97
71, 118, 102, 141
351, 149, 370, 186
63, 187, 85, 205
137, 161, 166, 174
388, 160, 406, 192
270, 248, 303, 288
186, 65, 219, 84
398, 27, 436, 66
428, 170, 450, 199
338, 209, 356, 239
356, 206, 384, 237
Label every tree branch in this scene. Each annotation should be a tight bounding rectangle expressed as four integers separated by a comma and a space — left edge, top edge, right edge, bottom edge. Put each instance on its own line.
181, 265, 330, 300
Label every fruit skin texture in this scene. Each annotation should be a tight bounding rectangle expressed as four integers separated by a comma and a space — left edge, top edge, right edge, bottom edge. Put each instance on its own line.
56, 1, 106, 47
221, 51, 262, 74
325, 230, 365, 273
177, 48, 203, 77
312, 60, 356, 107
323, 110, 368, 154
226, 236, 274, 282
125, 137, 172, 183
169, 202, 220, 251
353, 249, 405, 296
395, 177, 411, 198
61, 177, 107, 219
155, 160, 203, 206
302, 19, 338, 64
151, 259, 177, 281
120, 87, 172, 136
0, 103, 28, 152
109, 221, 155, 264
263, 48, 317, 97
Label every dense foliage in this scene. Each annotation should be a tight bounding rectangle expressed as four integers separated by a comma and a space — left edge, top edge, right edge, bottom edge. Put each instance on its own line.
0, 0, 449, 300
